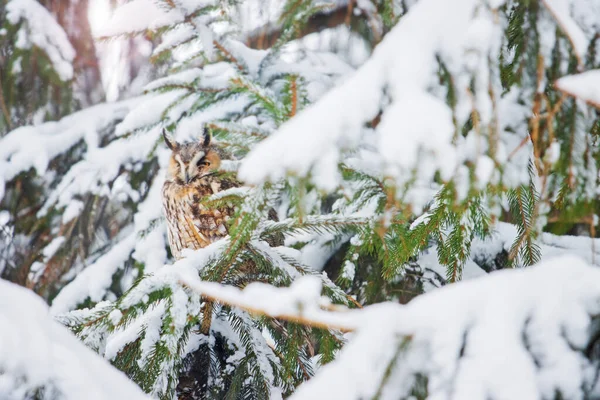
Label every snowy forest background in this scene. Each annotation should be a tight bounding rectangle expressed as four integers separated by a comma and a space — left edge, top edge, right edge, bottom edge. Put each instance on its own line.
2, 0, 600, 399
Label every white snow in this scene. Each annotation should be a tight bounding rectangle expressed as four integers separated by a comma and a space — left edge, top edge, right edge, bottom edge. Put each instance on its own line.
51, 233, 136, 315
41, 236, 66, 261
239, 0, 505, 194
378, 91, 456, 182
177, 266, 360, 331
115, 92, 185, 136
340, 260, 356, 281
290, 255, 600, 400
223, 39, 269, 76
95, 0, 185, 38
152, 24, 195, 57
39, 126, 160, 217
0, 280, 149, 399
62, 199, 85, 224
120, 239, 228, 309
0, 98, 141, 205
174, 95, 252, 141
3, 0, 600, 397
542, 0, 589, 64
105, 301, 166, 361
6, 0, 75, 80
132, 174, 168, 274
556, 69, 600, 107
144, 68, 204, 92
108, 308, 123, 325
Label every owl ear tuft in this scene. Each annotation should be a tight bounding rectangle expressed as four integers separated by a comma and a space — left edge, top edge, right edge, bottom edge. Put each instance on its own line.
163, 129, 179, 150
202, 126, 212, 147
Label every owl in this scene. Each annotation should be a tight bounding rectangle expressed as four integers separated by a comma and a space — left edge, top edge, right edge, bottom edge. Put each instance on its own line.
162, 128, 238, 260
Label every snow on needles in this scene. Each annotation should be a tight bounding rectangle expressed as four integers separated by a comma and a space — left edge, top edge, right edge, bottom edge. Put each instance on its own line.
0, 98, 141, 205
95, 0, 221, 39
0, 280, 150, 400
556, 69, 600, 108
541, 0, 589, 65
290, 255, 600, 400
6, 0, 75, 81
239, 0, 596, 206
94, 0, 184, 38
50, 233, 137, 315
239, 0, 505, 191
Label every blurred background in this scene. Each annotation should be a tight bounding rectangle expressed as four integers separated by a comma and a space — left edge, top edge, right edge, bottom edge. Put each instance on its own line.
0, 0, 389, 298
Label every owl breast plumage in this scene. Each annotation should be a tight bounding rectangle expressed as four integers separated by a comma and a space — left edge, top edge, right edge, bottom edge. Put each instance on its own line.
161, 129, 238, 260
162, 176, 237, 259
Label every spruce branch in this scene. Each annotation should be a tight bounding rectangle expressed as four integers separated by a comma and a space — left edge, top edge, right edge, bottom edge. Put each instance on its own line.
178, 273, 358, 332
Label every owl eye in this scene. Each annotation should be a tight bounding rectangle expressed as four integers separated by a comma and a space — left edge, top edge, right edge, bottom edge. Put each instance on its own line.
197, 158, 211, 167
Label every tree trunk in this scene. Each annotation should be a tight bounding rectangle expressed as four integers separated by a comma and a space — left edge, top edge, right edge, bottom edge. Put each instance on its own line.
44, 0, 105, 105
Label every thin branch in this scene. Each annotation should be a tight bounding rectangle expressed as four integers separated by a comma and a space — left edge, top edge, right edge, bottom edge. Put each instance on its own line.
245, 2, 368, 50
540, 0, 584, 69
288, 76, 298, 118
178, 275, 368, 332
555, 84, 600, 110
213, 40, 245, 71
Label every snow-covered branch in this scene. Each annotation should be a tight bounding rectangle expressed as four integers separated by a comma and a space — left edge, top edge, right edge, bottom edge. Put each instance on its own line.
556, 70, 600, 109
292, 255, 600, 399
240, 0, 505, 195
0, 280, 149, 399
4, 0, 600, 397
0, 98, 141, 203
5, 0, 75, 81
178, 270, 361, 332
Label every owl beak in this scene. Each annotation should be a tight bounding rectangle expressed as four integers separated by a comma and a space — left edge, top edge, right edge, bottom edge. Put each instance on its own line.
184, 172, 191, 184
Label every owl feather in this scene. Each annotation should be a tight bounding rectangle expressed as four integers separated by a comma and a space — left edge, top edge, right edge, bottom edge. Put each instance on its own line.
162, 128, 239, 260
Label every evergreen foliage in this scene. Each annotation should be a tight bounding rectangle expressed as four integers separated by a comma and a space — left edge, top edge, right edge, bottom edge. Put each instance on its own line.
0, 0, 75, 132
2, 0, 600, 399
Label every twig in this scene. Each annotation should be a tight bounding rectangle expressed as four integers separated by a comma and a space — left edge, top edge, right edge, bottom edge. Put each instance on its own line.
288, 75, 298, 118
540, 0, 584, 69
213, 40, 245, 71
555, 84, 600, 110
179, 276, 365, 332
529, 54, 545, 173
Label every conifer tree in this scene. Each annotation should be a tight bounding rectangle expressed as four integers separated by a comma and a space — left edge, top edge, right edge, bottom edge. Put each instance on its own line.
1, 0, 79, 288
2, 0, 600, 399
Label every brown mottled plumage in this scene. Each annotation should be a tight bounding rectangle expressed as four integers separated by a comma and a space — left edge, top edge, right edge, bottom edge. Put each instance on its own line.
161, 129, 241, 400
162, 129, 282, 400
161, 129, 237, 260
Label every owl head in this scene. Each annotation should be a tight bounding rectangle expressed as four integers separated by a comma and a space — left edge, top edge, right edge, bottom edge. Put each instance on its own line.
164, 128, 221, 185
